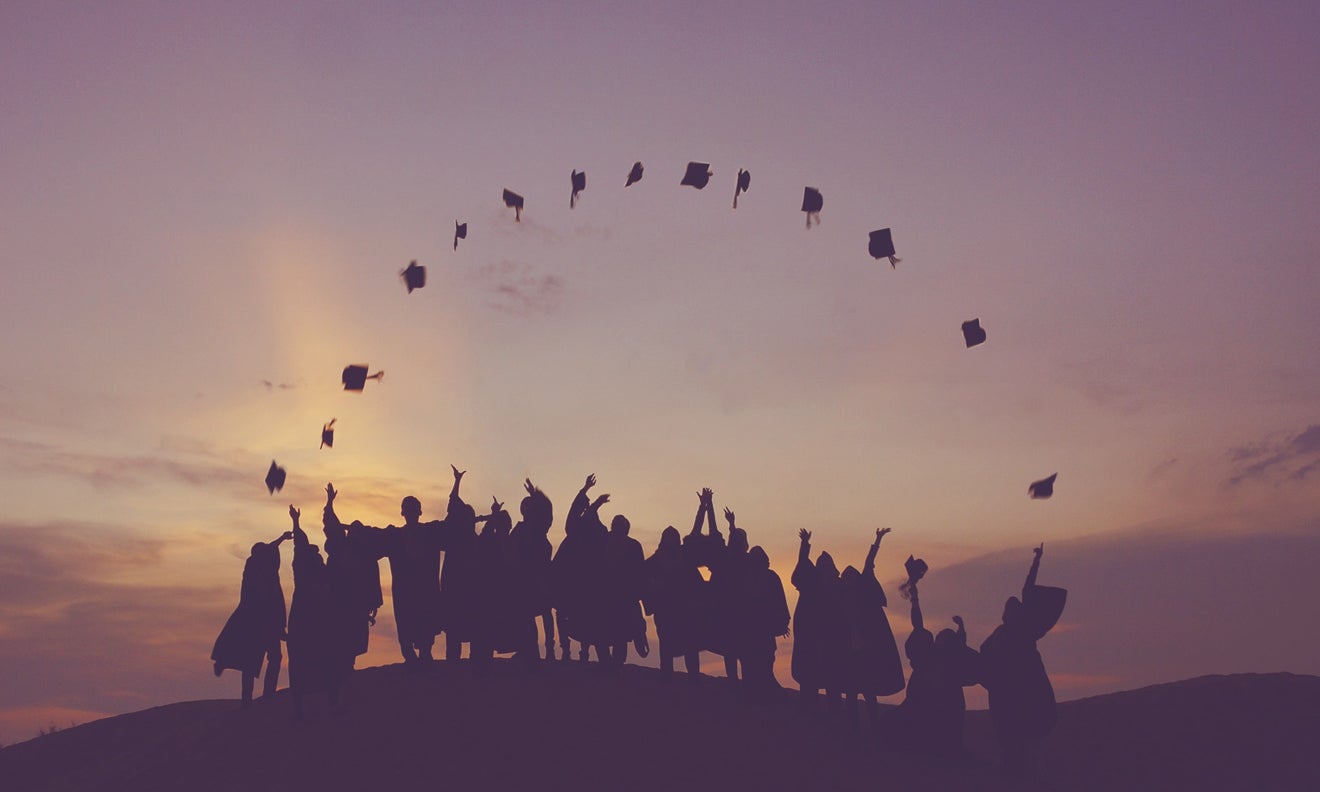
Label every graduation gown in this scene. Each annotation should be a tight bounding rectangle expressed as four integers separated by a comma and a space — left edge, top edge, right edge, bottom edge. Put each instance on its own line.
211, 546, 285, 676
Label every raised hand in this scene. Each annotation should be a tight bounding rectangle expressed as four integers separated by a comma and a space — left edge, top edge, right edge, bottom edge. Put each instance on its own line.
952, 615, 964, 626
491, 496, 504, 513
698, 487, 713, 506
525, 478, 537, 496
592, 493, 611, 509
876, 527, 892, 543
325, 482, 337, 503
723, 507, 736, 528
451, 464, 466, 483
280, 530, 294, 541
289, 505, 300, 522
583, 473, 596, 492
798, 528, 811, 544
1034, 542, 1044, 558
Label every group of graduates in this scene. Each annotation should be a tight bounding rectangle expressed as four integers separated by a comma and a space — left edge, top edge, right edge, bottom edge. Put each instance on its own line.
212, 468, 1066, 774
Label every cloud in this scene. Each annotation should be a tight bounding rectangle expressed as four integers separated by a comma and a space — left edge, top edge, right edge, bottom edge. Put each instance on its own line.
1226, 424, 1320, 486
471, 260, 564, 316
0, 436, 254, 498
260, 379, 299, 392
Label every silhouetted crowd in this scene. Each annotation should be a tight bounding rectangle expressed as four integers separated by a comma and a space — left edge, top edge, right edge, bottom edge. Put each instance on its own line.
213, 469, 1066, 776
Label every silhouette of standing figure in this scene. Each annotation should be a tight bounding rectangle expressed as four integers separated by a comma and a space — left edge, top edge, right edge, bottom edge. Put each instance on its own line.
321, 483, 384, 676
473, 498, 521, 672
979, 544, 1067, 777
644, 526, 702, 678
603, 513, 649, 670
287, 505, 339, 719
791, 529, 846, 714
552, 474, 611, 663
709, 504, 751, 682
839, 528, 905, 730
437, 466, 480, 663
510, 479, 556, 661
734, 545, 790, 698
900, 580, 981, 760
212, 528, 292, 706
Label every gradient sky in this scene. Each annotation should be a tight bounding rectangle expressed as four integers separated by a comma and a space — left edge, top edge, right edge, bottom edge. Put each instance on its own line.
2, 1, 1318, 745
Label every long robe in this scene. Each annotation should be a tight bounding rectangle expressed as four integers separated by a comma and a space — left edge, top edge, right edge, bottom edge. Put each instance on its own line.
287, 543, 336, 693
841, 568, 905, 696
211, 544, 285, 677
643, 545, 703, 656
791, 559, 846, 690
980, 584, 1067, 741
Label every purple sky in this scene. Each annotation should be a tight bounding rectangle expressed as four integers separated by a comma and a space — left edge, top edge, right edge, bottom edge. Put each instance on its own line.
2, 2, 1318, 744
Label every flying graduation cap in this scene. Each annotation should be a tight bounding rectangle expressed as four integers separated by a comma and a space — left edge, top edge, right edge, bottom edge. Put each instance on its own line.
733, 169, 750, 209
342, 365, 384, 392
401, 260, 426, 293
454, 222, 467, 250
681, 162, 713, 190
320, 418, 336, 449
626, 161, 644, 187
502, 189, 524, 221
265, 460, 286, 494
802, 187, 823, 228
961, 318, 987, 348
1029, 473, 1058, 499
868, 228, 901, 267
570, 170, 586, 208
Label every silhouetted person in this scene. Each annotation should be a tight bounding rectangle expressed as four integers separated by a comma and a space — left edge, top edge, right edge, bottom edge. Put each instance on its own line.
437, 467, 480, 662
733, 545, 790, 697
681, 488, 724, 669
979, 544, 1067, 777
900, 581, 980, 760
839, 528, 905, 730
212, 528, 291, 706
603, 513, 648, 669
791, 529, 846, 713
287, 505, 339, 718
321, 483, 384, 675
509, 479, 556, 660
644, 526, 703, 678
708, 504, 751, 682
552, 474, 611, 662
473, 498, 522, 672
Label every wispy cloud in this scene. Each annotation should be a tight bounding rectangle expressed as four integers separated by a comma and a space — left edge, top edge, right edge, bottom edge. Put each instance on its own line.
1226, 424, 1320, 486
260, 379, 299, 392
472, 260, 564, 316
0, 436, 254, 497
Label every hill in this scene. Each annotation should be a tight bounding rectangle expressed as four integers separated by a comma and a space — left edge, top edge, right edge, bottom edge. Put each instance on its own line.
2, 663, 1317, 791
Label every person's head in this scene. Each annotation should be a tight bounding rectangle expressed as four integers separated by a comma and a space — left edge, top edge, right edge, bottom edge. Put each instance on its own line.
816, 551, 839, 581
748, 545, 770, 571
1002, 596, 1023, 625
729, 527, 749, 555
448, 498, 477, 534
401, 496, 423, 524
658, 525, 681, 552
250, 542, 267, 559
610, 514, 631, 536
521, 490, 552, 532
487, 508, 512, 537
906, 629, 934, 662
840, 565, 860, 587
935, 628, 960, 651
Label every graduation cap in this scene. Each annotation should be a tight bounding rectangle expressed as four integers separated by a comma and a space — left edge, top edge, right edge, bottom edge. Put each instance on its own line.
961, 318, 987, 348
570, 170, 586, 208
802, 187, 823, 228
899, 554, 929, 599
320, 418, 336, 449
868, 228, 901, 267
625, 161, 644, 187
342, 365, 384, 392
733, 168, 750, 209
265, 461, 286, 494
502, 189, 524, 221
453, 221, 467, 251
681, 162, 713, 189
1028, 473, 1057, 499
401, 260, 426, 293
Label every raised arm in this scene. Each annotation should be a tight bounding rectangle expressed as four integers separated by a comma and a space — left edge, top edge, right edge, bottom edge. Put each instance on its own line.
704, 490, 720, 538
449, 464, 466, 501
952, 615, 967, 644
290, 505, 308, 549
909, 584, 924, 633
323, 482, 341, 531
864, 527, 890, 574
688, 489, 707, 537
1023, 543, 1043, 596
269, 530, 294, 548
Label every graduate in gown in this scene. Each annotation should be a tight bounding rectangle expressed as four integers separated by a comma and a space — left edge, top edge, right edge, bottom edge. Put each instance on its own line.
979, 544, 1066, 777
840, 528, 905, 730
287, 506, 339, 718
644, 526, 703, 678
211, 528, 291, 705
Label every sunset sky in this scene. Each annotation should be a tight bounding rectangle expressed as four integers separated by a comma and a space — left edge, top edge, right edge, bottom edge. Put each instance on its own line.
2, 1, 1318, 746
